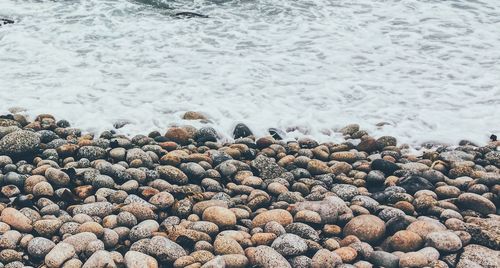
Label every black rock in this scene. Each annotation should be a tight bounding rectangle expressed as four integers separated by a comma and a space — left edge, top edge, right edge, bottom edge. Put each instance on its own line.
194, 127, 217, 143
174, 12, 209, 18
38, 130, 59, 144
241, 148, 257, 160
0, 114, 14, 120
370, 159, 400, 176
12, 194, 34, 208
0, 18, 14, 26
233, 123, 253, 139
56, 119, 71, 128
268, 128, 285, 140
490, 134, 497, 141
385, 215, 415, 235
371, 191, 390, 203
398, 175, 434, 194
154, 136, 168, 143
211, 151, 233, 167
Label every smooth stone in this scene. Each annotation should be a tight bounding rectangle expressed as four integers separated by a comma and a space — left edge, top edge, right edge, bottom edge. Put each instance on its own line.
125, 251, 158, 268
27, 237, 56, 258
202, 207, 237, 228
247, 246, 291, 268
221, 254, 248, 268
311, 249, 342, 268
0, 208, 32, 233
63, 232, 98, 253
389, 230, 423, 252
147, 236, 187, 262
82, 250, 116, 268
399, 252, 429, 268
45, 242, 76, 268
214, 235, 244, 255
288, 196, 352, 224
252, 209, 293, 228
369, 251, 399, 268
406, 220, 446, 239
271, 234, 308, 256
457, 193, 496, 215
398, 175, 433, 194
343, 215, 385, 243
233, 123, 253, 139
456, 244, 500, 268
201, 256, 225, 268
425, 231, 463, 252
0, 130, 40, 156
73, 202, 113, 218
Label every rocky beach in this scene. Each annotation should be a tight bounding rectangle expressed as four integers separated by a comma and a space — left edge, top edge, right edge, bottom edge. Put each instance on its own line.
0, 111, 497, 268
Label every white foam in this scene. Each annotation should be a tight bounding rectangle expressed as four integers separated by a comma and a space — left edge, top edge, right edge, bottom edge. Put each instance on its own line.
1, 0, 499, 145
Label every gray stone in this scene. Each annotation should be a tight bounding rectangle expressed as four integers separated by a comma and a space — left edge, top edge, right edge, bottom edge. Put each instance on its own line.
147, 236, 187, 262
27, 237, 56, 258
369, 251, 399, 268
271, 234, 308, 256
0, 130, 40, 156
457, 244, 500, 268
249, 246, 291, 268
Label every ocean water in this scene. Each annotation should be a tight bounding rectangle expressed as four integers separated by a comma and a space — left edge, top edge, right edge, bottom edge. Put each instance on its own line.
1, 0, 499, 145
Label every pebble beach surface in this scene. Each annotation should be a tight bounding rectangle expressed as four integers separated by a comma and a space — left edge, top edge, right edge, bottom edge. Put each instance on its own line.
0, 111, 498, 268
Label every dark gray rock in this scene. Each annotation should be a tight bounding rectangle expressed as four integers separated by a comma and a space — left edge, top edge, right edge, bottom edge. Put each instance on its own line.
251, 155, 286, 180
0, 130, 40, 156
371, 159, 400, 175
233, 123, 253, 139
398, 175, 433, 194
369, 251, 399, 268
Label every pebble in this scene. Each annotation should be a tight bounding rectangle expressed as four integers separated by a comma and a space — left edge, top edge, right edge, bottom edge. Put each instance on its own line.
27, 237, 56, 258
45, 242, 76, 268
147, 236, 187, 262
82, 250, 116, 268
125, 251, 158, 268
399, 252, 429, 268
389, 230, 423, 252
456, 244, 500, 267
343, 215, 385, 243
425, 231, 463, 252
252, 209, 293, 228
0, 130, 40, 156
202, 206, 237, 228
63, 232, 98, 253
247, 245, 291, 268
406, 219, 446, 239
271, 233, 308, 256
288, 196, 351, 224
369, 251, 399, 268
0, 114, 498, 268
214, 234, 244, 255
73, 202, 113, 218
312, 249, 342, 268
335, 247, 358, 263
457, 193, 496, 215
0, 208, 32, 233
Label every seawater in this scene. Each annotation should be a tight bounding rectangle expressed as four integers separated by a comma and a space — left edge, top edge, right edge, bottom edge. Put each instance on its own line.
1, 0, 499, 145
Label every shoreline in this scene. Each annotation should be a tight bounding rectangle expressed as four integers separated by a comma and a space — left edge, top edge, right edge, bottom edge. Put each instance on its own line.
3, 109, 498, 150
0, 112, 498, 267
